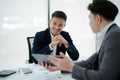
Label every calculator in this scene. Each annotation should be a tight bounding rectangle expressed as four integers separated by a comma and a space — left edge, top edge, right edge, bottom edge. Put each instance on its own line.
0, 70, 16, 77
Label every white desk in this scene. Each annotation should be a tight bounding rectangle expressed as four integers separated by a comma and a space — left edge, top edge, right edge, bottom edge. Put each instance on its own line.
0, 64, 75, 80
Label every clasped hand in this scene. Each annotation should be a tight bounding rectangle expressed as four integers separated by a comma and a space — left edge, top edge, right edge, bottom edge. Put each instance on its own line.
50, 35, 68, 48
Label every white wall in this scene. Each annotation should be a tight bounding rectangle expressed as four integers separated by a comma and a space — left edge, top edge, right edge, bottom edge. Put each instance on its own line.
0, 0, 48, 68
111, 0, 120, 26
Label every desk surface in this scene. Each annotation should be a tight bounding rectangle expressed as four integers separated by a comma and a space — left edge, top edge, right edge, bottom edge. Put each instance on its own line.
0, 64, 75, 80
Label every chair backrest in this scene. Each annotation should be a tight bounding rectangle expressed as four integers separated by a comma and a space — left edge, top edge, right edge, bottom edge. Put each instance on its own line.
27, 37, 34, 63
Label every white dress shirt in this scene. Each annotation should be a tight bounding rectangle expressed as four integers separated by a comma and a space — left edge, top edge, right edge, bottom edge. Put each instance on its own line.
49, 33, 57, 55
96, 22, 114, 53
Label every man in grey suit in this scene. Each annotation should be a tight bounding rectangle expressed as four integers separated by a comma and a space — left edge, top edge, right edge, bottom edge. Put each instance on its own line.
41, 0, 120, 80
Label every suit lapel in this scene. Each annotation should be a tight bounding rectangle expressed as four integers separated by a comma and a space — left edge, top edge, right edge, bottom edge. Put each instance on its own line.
98, 23, 117, 54
97, 24, 118, 68
44, 28, 51, 45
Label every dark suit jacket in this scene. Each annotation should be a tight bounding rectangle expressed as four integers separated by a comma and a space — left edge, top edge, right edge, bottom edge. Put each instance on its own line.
72, 24, 120, 80
32, 28, 79, 62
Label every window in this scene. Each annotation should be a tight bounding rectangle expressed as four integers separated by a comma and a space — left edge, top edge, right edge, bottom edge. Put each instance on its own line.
0, 0, 48, 68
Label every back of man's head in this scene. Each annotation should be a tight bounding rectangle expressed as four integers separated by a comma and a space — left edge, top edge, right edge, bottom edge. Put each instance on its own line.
88, 0, 119, 21
52, 11, 67, 21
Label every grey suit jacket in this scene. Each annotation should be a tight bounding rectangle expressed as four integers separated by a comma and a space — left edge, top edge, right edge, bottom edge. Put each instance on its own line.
72, 24, 120, 80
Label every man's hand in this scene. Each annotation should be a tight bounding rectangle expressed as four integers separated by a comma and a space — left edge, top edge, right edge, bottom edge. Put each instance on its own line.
54, 35, 69, 46
40, 62, 59, 72
49, 39, 60, 48
50, 34, 69, 48
48, 52, 74, 72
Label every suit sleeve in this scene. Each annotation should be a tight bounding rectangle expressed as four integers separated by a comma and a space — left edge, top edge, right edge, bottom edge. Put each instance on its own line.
32, 32, 52, 54
63, 32, 79, 60
72, 32, 120, 80
75, 53, 98, 69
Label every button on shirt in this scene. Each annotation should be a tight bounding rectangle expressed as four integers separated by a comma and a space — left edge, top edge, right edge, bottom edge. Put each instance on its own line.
96, 22, 114, 53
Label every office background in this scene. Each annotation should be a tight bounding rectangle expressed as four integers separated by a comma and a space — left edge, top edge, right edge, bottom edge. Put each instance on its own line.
0, 0, 120, 68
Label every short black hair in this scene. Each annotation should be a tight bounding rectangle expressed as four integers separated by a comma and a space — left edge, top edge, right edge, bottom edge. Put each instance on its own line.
52, 11, 67, 21
88, 0, 119, 21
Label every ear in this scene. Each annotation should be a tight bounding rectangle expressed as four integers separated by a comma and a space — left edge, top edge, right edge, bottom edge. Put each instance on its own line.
96, 14, 102, 24
64, 23, 66, 27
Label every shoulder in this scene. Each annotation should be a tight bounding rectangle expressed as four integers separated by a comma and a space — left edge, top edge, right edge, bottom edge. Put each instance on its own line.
35, 28, 49, 37
106, 24, 120, 39
60, 31, 73, 41
105, 24, 120, 45
60, 30, 69, 36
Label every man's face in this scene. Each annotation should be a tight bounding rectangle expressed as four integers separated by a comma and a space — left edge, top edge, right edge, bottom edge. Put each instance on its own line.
89, 13, 99, 33
50, 17, 66, 36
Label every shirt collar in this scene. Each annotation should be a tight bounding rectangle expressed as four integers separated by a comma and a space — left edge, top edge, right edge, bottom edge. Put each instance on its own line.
50, 32, 54, 41
96, 21, 114, 53
97, 21, 114, 39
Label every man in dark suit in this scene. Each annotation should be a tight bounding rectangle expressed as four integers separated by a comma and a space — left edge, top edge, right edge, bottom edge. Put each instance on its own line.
32, 11, 79, 62
42, 0, 120, 80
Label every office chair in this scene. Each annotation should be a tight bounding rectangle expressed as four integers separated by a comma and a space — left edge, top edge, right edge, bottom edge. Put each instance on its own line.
27, 37, 37, 63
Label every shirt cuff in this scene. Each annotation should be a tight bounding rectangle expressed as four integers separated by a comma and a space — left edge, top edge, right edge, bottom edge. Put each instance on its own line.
49, 44, 53, 50
65, 45, 69, 48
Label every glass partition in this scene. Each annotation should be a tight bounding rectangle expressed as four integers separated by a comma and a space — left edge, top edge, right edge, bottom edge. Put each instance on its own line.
0, 0, 48, 68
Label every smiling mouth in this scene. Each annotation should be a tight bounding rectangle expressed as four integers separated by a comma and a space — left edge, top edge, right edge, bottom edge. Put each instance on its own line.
54, 29, 60, 33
